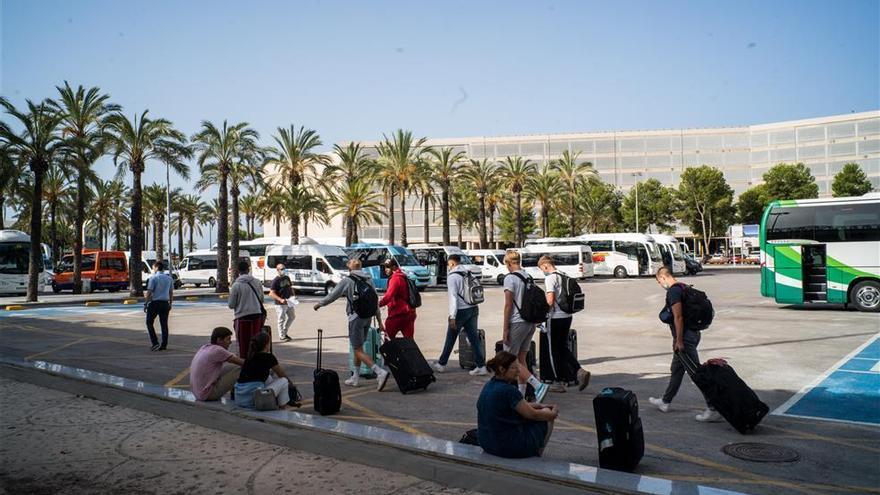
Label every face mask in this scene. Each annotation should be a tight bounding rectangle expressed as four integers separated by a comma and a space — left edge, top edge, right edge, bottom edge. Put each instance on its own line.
662, 282, 670, 289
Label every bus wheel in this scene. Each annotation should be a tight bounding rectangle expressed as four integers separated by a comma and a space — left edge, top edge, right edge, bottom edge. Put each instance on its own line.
208, 277, 216, 288
496, 274, 506, 285
324, 282, 336, 296
851, 280, 880, 312
613, 266, 628, 278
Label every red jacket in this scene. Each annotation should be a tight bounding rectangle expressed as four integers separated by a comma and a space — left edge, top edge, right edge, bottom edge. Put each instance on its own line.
379, 269, 413, 317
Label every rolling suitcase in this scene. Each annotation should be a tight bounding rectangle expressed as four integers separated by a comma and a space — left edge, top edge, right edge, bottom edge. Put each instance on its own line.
349, 324, 384, 378
313, 328, 341, 415
458, 328, 486, 370
380, 337, 436, 394
680, 354, 769, 434
592, 387, 644, 472
539, 327, 578, 383
495, 340, 536, 372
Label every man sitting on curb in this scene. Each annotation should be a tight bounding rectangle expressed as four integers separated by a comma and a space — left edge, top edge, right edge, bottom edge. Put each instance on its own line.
190, 327, 244, 401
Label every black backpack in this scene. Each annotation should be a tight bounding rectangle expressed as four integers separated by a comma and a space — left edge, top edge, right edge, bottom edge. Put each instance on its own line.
405, 275, 422, 308
554, 272, 585, 314
676, 283, 714, 331
349, 275, 379, 318
510, 272, 551, 324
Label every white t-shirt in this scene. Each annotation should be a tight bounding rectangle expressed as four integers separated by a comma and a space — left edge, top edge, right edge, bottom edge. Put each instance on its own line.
502, 270, 529, 324
544, 272, 572, 320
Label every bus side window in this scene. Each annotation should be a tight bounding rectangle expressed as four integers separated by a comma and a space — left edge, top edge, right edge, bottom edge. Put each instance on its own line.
317, 258, 332, 274
487, 256, 499, 267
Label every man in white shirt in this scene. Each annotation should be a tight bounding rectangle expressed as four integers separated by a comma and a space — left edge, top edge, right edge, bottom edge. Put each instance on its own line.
432, 254, 487, 375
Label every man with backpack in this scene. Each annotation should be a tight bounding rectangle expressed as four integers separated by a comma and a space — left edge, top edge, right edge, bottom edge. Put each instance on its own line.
313, 258, 390, 391
379, 258, 418, 339
432, 254, 487, 376
538, 255, 591, 393
648, 266, 721, 422
502, 250, 550, 403
228, 260, 266, 359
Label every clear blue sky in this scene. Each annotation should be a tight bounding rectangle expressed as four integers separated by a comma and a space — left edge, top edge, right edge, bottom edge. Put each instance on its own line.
2, 0, 879, 242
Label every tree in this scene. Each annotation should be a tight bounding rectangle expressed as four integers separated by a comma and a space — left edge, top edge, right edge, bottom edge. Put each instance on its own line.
677, 166, 736, 255
282, 184, 327, 243
736, 185, 768, 225
239, 194, 259, 239
832, 163, 873, 197
577, 180, 623, 233
192, 120, 256, 291
143, 184, 173, 259
762, 163, 819, 201
497, 204, 537, 244
328, 180, 384, 246
377, 130, 429, 247
263, 125, 327, 245
89, 179, 118, 250
0, 98, 64, 301
449, 178, 478, 245
620, 178, 677, 233
42, 165, 72, 261
104, 110, 191, 297
51, 82, 119, 293
326, 142, 377, 245
428, 147, 466, 244
0, 143, 20, 230
411, 158, 437, 244
258, 183, 288, 238
552, 150, 596, 236
498, 156, 537, 247
461, 159, 497, 248
528, 163, 557, 238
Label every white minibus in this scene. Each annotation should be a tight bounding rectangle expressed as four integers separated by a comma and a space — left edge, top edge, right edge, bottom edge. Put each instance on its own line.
649, 234, 687, 275
264, 242, 351, 295
466, 249, 507, 285
0, 229, 45, 294
214, 236, 290, 284
407, 244, 482, 286
517, 244, 594, 281
178, 249, 250, 288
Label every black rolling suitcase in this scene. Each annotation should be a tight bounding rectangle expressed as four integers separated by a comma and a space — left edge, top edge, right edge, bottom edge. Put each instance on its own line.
592, 387, 644, 472
539, 328, 578, 382
495, 340, 536, 371
313, 328, 341, 415
380, 337, 436, 394
458, 329, 486, 370
680, 354, 769, 434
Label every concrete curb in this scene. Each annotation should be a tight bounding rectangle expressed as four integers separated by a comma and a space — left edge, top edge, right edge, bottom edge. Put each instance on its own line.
0, 291, 227, 310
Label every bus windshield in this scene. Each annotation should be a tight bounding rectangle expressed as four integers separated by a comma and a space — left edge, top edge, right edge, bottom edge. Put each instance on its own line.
0, 242, 29, 274
394, 253, 420, 267
325, 255, 349, 270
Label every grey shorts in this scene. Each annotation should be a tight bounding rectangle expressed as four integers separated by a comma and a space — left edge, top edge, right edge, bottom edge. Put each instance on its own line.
348, 316, 371, 349
507, 321, 536, 355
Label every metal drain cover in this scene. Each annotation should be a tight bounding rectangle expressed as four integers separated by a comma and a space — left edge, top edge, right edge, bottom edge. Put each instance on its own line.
722, 442, 800, 463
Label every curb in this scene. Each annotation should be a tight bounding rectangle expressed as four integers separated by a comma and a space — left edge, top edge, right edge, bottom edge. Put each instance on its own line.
0, 291, 227, 310
3, 305, 26, 311
84, 301, 101, 307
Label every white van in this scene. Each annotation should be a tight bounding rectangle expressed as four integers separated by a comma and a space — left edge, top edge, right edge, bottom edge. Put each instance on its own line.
178, 249, 251, 288
648, 234, 687, 275
264, 242, 351, 295
466, 249, 507, 285
124, 250, 182, 289
517, 244, 595, 281
407, 244, 482, 286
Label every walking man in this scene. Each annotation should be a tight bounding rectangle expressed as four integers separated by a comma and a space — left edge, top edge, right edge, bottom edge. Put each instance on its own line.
145, 260, 174, 351
649, 266, 721, 422
268, 263, 295, 342
379, 258, 417, 339
313, 258, 390, 391
432, 254, 487, 375
228, 260, 266, 359
502, 250, 549, 403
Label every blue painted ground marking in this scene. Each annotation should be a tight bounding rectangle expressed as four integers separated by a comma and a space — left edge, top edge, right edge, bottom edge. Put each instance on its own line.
773, 334, 880, 426
0, 300, 228, 319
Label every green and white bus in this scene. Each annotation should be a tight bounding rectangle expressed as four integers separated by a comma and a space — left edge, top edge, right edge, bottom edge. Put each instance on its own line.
760, 193, 880, 312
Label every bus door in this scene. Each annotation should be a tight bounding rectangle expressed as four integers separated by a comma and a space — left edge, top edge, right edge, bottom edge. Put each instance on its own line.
772, 244, 805, 304
802, 244, 828, 303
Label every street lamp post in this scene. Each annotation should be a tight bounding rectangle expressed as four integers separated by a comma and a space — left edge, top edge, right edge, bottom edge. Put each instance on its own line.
165, 163, 172, 270
631, 172, 643, 232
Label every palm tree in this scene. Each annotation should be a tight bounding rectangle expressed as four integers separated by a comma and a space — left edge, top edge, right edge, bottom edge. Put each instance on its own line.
552, 150, 596, 236
239, 193, 259, 239
462, 159, 496, 248
203, 199, 221, 249
0, 143, 20, 230
170, 190, 187, 258
143, 184, 168, 258
377, 130, 429, 247
324, 142, 377, 244
263, 125, 328, 245
485, 179, 504, 247
428, 147, 466, 245
282, 184, 327, 240
191, 120, 257, 291
328, 179, 384, 246
176, 194, 204, 253
449, 180, 478, 246
104, 110, 191, 297
529, 163, 557, 238
410, 158, 437, 243
42, 165, 72, 260
51, 82, 119, 293
498, 156, 536, 247
0, 98, 64, 301
258, 183, 287, 238
109, 181, 130, 251
89, 179, 118, 249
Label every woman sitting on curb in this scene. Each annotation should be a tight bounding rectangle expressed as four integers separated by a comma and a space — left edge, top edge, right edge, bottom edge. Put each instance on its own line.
234, 333, 299, 409
477, 351, 559, 458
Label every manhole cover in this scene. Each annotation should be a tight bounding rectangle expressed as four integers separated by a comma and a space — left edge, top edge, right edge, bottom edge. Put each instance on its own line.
722, 442, 800, 463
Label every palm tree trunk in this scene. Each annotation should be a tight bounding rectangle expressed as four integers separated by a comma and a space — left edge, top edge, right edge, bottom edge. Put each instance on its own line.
188, 222, 195, 253
0, 195, 4, 229
569, 195, 577, 237
489, 205, 496, 246
423, 197, 430, 243
274, 215, 280, 237
289, 214, 300, 245
400, 189, 408, 247
304, 217, 309, 237
129, 169, 144, 297
457, 218, 463, 246
441, 185, 451, 245
26, 163, 45, 302
387, 192, 396, 245
477, 194, 487, 249
542, 205, 549, 238
515, 191, 523, 247
231, 189, 241, 281
98, 225, 104, 250
156, 216, 165, 263
72, 174, 86, 294
216, 172, 229, 292
50, 203, 59, 264
114, 213, 123, 251
345, 215, 353, 246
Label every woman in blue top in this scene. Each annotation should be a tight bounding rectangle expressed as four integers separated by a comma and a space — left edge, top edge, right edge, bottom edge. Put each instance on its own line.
477, 351, 559, 458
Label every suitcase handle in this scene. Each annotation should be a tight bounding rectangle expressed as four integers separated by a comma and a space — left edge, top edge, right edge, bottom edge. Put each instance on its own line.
317, 328, 323, 370
676, 351, 699, 376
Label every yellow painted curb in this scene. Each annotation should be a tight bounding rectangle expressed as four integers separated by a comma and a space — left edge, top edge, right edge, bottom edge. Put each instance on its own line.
84, 301, 101, 307
218, 294, 228, 299
4, 305, 26, 311
186, 296, 199, 301
122, 299, 139, 305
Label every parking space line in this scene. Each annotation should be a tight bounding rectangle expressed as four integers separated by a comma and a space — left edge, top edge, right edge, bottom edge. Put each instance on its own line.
343, 397, 428, 436
24, 337, 90, 361
164, 367, 191, 387
761, 424, 880, 454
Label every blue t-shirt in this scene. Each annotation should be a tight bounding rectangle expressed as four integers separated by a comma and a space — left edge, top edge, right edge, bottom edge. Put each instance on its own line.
477, 377, 527, 454
147, 272, 174, 301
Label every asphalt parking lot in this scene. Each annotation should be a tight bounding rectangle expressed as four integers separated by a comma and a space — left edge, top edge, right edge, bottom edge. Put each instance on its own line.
1, 268, 878, 495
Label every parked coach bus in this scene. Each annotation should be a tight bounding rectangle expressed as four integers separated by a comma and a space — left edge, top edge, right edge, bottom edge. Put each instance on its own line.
517, 244, 595, 281
760, 193, 880, 312
527, 234, 662, 277
649, 234, 687, 275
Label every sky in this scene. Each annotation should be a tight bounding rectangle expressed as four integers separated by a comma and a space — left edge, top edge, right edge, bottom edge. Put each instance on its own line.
2, 0, 879, 245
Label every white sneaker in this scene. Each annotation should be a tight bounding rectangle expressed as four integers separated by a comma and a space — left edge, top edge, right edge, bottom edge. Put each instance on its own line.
376, 369, 390, 391
344, 375, 360, 387
468, 366, 488, 376
648, 397, 670, 413
695, 408, 724, 422
550, 382, 567, 393
430, 362, 446, 373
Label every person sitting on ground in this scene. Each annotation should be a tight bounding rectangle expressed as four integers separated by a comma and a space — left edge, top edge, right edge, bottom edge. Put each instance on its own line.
477, 351, 558, 458
378, 257, 417, 339
234, 332, 298, 409
190, 327, 245, 401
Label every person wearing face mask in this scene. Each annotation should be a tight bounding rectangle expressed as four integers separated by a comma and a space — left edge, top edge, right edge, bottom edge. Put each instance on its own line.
649, 267, 721, 422
268, 263, 295, 342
